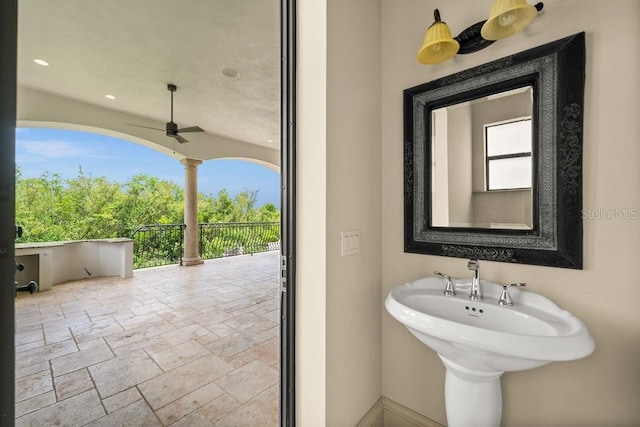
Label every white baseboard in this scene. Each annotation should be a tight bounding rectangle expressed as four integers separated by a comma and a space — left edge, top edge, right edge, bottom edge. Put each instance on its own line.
357, 397, 444, 427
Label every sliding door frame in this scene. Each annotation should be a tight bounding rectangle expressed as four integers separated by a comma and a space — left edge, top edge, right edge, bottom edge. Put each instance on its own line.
279, 0, 296, 425
0, 1, 18, 425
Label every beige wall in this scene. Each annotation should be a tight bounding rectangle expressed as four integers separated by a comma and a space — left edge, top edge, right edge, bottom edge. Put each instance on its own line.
297, 0, 383, 424
326, 0, 383, 424
297, 0, 328, 423
446, 105, 473, 225
381, 1, 640, 426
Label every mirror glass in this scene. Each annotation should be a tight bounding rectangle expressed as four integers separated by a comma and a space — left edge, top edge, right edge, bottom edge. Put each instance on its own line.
431, 86, 533, 230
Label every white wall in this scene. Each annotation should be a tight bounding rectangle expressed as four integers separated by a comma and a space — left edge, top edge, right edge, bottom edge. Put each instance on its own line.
297, 0, 383, 424
381, 1, 640, 426
15, 240, 133, 291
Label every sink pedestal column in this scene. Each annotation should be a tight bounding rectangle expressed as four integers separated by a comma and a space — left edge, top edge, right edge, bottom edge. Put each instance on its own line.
440, 357, 503, 427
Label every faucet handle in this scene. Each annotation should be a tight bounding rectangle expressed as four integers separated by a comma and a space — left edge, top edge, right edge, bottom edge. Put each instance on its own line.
498, 283, 526, 307
434, 271, 456, 296
467, 259, 479, 270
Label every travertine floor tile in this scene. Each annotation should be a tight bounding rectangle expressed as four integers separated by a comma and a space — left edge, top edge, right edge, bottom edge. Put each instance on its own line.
15, 390, 57, 418
224, 313, 277, 337
51, 340, 114, 376
160, 323, 210, 346
15, 389, 105, 427
169, 410, 216, 427
101, 387, 143, 413
41, 312, 91, 334
155, 381, 224, 425
44, 327, 73, 345
104, 320, 176, 349
138, 354, 232, 410
117, 312, 164, 330
89, 349, 163, 398
197, 393, 242, 424
15, 328, 44, 347
15, 339, 78, 370
149, 339, 211, 372
15, 369, 53, 403
53, 368, 94, 401
15, 252, 280, 426
214, 390, 278, 427
226, 337, 279, 369
206, 333, 257, 359
84, 399, 161, 427
70, 317, 124, 343
15, 361, 49, 380
215, 360, 278, 403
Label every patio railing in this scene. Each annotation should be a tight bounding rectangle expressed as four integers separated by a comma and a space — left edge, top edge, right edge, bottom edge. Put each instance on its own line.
199, 222, 280, 259
129, 224, 186, 268
130, 222, 280, 269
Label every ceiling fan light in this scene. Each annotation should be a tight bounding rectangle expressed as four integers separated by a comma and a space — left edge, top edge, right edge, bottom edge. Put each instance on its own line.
481, 0, 538, 41
417, 9, 460, 65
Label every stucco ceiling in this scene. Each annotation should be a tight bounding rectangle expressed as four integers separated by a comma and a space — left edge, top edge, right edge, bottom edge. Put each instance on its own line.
17, 0, 280, 150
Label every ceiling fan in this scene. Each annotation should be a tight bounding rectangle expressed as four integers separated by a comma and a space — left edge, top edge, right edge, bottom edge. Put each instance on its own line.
129, 83, 204, 143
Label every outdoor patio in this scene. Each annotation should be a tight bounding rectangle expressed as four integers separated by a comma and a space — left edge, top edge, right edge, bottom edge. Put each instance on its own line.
14, 251, 280, 426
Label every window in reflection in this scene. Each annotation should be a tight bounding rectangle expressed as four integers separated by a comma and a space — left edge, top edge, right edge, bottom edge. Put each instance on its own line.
485, 118, 532, 191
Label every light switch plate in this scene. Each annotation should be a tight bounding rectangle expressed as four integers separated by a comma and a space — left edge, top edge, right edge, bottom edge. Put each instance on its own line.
341, 230, 360, 256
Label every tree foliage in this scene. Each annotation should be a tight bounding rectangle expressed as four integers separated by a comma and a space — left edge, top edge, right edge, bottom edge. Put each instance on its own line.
15, 167, 280, 243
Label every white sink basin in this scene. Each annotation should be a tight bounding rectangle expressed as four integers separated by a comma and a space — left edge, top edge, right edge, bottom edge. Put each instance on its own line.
386, 276, 595, 427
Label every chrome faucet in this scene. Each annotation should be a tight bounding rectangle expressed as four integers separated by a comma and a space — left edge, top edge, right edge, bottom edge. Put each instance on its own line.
467, 259, 481, 301
434, 271, 455, 296
498, 283, 526, 307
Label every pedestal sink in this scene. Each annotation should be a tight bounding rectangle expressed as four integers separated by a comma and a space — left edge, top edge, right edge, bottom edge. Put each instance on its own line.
385, 277, 595, 427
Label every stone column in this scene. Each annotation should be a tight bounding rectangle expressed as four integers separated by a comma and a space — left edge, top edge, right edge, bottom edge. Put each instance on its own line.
180, 158, 204, 266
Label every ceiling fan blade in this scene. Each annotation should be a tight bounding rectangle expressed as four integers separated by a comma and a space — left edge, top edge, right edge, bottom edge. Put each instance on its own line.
177, 126, 204, 133
174, 134, 189, 144
127, 124, 165, 131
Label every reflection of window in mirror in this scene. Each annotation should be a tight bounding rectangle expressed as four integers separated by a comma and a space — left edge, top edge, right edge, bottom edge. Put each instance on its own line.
484, 118, 532, 191
430, 86, 534, 230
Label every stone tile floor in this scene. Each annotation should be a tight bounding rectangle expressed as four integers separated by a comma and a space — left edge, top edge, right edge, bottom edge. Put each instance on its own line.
14, 251, 280, 426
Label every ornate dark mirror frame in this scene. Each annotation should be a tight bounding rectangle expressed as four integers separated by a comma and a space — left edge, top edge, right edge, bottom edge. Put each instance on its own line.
404, 32, 585, 269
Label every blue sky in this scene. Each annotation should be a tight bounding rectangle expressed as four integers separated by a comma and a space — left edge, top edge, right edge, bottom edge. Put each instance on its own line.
15, 128, 281, 207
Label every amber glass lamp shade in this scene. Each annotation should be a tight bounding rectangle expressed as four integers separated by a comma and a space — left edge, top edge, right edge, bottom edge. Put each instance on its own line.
481, 0, 537, 40
417, 9, 460, 65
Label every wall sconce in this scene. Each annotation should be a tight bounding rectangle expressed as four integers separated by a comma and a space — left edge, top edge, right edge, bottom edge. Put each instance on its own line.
417, 0, 544, 65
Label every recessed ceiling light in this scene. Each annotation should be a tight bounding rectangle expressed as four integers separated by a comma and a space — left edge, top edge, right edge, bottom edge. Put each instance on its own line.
105, 94, 116, 100
222, 67, 240, 78
34, 59, 49, 66
267, 140, 273, 143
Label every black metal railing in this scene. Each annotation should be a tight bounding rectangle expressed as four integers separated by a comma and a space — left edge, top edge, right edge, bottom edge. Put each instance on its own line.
129, 222, 280, 269
130, 223, 186, 268
199, 222, 280, 259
